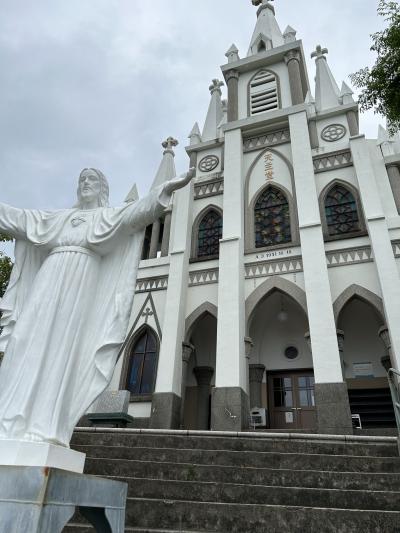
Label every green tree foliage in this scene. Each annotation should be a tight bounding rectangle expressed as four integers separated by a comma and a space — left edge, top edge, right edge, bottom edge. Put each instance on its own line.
350, 0, 400, 134
0, 233, 13, 299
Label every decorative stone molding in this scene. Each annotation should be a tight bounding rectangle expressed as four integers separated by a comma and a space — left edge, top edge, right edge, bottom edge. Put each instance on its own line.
245, 257, 303, 278
326, 246, 373, 268
321, 124, 347, 142
198, 155, 220, 173
194, 176, 224, 199
135, 276, 168, 293
243, 129, 290, 152
284, 50, 301, 65
392, 240, 400, 257
189, 268, 219, 286
313, 150, 353, 173
225, 69, 239, 81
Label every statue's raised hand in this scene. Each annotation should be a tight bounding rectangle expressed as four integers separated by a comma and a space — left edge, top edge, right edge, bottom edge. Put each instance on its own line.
164, 167, 196, 196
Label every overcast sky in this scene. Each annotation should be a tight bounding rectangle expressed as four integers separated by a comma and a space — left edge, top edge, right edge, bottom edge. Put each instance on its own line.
0, 0, 384, 227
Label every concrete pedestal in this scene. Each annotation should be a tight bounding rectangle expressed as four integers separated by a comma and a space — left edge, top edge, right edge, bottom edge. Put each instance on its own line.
249, 364, 266, 409
150, 392, 181, 429
211, 387, 249, 431
0, 440, 85, 474
315, 383, 353, 435
0, 466, 127, 533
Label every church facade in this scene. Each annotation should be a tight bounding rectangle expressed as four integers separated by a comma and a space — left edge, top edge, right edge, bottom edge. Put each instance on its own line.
109, 0, 400, 435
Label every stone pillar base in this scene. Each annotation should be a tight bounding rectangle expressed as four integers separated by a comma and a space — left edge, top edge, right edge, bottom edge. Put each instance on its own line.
149, 392, 181, 429
211, 387, 249, 432
315, 382, 353, 435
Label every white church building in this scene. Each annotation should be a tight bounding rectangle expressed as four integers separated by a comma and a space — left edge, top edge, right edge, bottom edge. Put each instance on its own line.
109, 0, 400, 435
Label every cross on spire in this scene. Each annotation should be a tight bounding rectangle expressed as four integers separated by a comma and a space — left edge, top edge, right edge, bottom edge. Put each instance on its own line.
209, 79, 224, 95
162, 136, 179, 153
311, 44, 328, 60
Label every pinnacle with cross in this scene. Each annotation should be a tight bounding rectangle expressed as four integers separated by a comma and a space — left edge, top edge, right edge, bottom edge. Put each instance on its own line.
162, 136, 179, 151
311, 44, 328, 60
209, 79, 224, 95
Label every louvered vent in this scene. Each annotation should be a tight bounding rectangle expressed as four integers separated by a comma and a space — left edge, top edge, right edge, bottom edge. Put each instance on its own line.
250, 70, 279, 116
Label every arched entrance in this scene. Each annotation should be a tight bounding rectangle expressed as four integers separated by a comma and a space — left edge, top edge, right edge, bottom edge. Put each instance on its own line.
335, 289, 396, 429
247, 283, 315, 431
182, 307, 217, 430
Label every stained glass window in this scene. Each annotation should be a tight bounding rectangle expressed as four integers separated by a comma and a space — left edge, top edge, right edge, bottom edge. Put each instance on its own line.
127, 329, 158, 395
254, 186, 291, 248
325, 185, 360, 236
197, 209, 223, 258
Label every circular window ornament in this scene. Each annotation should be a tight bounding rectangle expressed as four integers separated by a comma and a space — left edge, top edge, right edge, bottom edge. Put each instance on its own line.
198, 155, 219, 173
321, 124, 347, 142
284, 346, 299, 360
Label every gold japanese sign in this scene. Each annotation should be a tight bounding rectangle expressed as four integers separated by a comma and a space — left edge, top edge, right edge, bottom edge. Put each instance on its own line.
264, 151, 274, 180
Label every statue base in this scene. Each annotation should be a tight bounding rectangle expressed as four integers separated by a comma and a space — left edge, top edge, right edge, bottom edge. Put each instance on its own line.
0, 439, 85, 474
0, 466, 127, 533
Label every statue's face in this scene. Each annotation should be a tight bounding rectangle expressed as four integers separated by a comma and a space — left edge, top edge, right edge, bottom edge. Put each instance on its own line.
79, 170, 101, 203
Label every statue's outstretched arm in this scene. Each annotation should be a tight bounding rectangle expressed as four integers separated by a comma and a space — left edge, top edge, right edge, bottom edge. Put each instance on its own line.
0, 202, 27, 239
125, 168, 195, 230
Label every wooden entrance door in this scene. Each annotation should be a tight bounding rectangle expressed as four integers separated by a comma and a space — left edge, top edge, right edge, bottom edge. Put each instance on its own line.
268, 371, 317, 430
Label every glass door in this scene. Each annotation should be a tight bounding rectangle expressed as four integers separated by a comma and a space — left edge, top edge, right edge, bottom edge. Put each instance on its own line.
268, 371, 317, 430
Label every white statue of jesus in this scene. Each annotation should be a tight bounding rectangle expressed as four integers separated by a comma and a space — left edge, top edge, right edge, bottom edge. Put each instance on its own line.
0, 167, 193, 448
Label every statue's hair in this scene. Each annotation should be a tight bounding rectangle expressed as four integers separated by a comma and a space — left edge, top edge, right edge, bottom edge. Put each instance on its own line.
75, 168, 110, 208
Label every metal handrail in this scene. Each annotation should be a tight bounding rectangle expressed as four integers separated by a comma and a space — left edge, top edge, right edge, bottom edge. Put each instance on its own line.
388, 368, 400, 436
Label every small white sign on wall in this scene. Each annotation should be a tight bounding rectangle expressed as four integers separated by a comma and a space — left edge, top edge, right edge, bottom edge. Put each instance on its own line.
353, 362, 374, 379
285, 411, 294, 424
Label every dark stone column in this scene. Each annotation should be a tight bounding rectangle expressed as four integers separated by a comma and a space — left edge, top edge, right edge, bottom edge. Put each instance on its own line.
149, 392, 181, 429
149, 219, 161, 259
194, 366, 214, 430
386, 165, 400, 214
284, 50, 304, 105
225, 69, 239, 122
180, 342, 195, 427
211, 387, 250, 431
337, 329, 345, 375
161, 209, 172, 257
347, 110, 359, 136
249, 364, 265, 408
379, 325, 394, 371
314, 383, 353, 435
309, 120, 319, 149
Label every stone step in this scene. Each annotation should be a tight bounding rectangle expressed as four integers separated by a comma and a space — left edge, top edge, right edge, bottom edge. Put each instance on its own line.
74, 444, 400, 473
71, 431, 399, 457
106, 476, 400, 511
83, 457, 400, 491
124, 497, 400, 532
64, 526, 201, 533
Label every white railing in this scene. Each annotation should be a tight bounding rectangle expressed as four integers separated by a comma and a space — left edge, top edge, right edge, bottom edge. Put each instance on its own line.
388, 368, 400, 436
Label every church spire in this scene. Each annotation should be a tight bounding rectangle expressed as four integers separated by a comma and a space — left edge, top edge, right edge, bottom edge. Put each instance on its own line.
151, 136, 178, 190
312, 45, 340, 112
202, 79, 224, 142
248, 0, 284, 57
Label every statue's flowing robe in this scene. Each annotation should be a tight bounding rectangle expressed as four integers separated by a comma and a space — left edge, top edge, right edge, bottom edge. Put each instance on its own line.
0, 187, 168, 446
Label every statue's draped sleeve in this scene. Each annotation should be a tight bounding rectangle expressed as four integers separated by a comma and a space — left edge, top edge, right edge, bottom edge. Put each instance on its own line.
0, 203, 27, 240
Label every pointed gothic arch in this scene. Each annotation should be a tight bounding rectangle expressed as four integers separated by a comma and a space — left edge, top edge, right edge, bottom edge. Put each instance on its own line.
333, 284, 385, 325
191, 205, 223, 260
245, 276, 308, 335
119, 324, 160, 398
319, 179, 366, 241
185, 301, 218, 342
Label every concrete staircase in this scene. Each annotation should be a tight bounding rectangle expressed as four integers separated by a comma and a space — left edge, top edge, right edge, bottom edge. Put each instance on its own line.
66, 429, 400, 532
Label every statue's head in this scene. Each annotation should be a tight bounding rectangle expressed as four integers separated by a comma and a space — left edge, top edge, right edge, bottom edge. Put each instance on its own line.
76, 168, 110, 208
